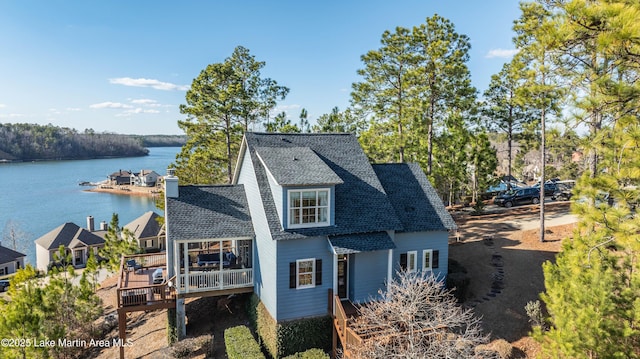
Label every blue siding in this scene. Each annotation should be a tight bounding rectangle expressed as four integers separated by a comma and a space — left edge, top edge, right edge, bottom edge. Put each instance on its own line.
236, 149, 279, 319
350, 250, 389, 303
276, 237, 333, 321
393, 231, 449, 280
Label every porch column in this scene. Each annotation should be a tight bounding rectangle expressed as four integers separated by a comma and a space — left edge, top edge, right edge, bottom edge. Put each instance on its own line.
332, 252, 338, 313
183, 242, 189, 294
387, 249, 393, 285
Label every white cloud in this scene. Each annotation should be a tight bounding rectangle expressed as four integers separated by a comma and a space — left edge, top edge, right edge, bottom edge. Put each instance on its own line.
116, 108, 161, 117
90, 102, 133, 109
0, 113, 25, 119
0, 104, 6, 108
130, 99, 157, 105
66, 107, 82, 112
109, 77, 189, 91
485, 48, 519, 59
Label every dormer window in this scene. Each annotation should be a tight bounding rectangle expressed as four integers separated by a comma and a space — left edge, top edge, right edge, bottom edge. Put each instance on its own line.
288, 189, 330, 228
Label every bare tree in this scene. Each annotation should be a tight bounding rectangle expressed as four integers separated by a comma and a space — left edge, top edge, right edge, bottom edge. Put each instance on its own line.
348, 271, 492, 359
2, 219, 30, 253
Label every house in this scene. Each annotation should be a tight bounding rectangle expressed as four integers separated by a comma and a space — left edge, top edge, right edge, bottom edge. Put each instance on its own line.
0, 244, 26, 276
131, 169, 160, 187
163, 132, 456, 340
34, 216, 106, 271
124, 211, 164, 252
109, 170, 132, 185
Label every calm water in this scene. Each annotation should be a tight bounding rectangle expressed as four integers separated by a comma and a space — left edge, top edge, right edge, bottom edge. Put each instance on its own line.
0, 147, 181, 265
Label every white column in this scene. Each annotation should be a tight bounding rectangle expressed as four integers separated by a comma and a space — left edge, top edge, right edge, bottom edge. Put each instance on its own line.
332, 252, 338, 315
183, 242, 189, 294
387, 249, 393, 286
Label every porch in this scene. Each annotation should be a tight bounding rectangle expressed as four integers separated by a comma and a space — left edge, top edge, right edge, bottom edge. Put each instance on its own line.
116, 253, 176, 311
173, 238, 254, 297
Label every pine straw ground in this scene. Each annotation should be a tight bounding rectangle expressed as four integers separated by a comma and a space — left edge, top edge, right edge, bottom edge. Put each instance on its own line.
90, 205, 575, 359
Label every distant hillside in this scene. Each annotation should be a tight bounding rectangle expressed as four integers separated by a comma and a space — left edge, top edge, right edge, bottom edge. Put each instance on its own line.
0, 123, 150, 161
130, 134, 187, 147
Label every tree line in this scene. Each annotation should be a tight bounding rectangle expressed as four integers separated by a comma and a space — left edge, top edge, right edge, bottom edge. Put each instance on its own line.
0, 123, 149, 161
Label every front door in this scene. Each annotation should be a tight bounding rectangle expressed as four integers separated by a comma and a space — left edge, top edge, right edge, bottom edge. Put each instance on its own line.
337, 254, 349, 299
74, 249, 84, 266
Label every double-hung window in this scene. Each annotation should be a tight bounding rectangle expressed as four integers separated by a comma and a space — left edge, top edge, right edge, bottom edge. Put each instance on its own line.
296, 258, 315, 288
422, 249, 433, 271
289, 258, 322, 289
288, 189, 329, 228
407, 251, 417, 272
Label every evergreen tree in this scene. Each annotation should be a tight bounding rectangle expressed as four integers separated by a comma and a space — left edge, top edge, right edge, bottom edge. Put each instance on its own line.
531, 1, 640, 357
177, 46, 288, 184
99, 213, 139, 271
264, 112, 301, 133
312, 107, 364, 134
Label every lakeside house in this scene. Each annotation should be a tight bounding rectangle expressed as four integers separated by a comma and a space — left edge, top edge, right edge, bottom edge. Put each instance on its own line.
0, 244, 26, 276
131, 170, 161, 187
34, 216, 107, 272
109, 170, 133, 185
160, 132, 456, 340
123, 211, 164, 252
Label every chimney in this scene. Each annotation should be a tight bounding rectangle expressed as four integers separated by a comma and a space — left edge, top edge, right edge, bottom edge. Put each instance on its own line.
87, 216, 95, 232
165, 168, 179, 198
100, 221, 108, 231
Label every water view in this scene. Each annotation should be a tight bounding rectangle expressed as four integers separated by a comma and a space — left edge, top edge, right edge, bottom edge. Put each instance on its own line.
0, 147, 181, 265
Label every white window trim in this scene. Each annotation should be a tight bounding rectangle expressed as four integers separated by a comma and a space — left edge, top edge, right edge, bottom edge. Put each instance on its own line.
422, 249, 433, 272
287, 188, 330, 229
296, 258, 316, 289
145, 239, 154, 248
407, 251, 417, 273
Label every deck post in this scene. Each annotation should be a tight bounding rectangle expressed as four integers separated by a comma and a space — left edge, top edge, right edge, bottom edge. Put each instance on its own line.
118, 309, 126, 359
176, 297, 186, 339
329, 289, 337, 359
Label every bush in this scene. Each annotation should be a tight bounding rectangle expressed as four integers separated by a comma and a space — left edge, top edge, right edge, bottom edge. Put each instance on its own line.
224, 325, 265, 359
170, 334, 214, 359
283, 348, 329, 359
249, 294, 332, 358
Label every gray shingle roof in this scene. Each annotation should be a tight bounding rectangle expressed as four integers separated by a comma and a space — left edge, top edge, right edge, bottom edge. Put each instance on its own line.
0, 245, 25, 264
256, 146, 343, 186
372, 163, 457, 231
35, 222, 105, 250
166, 185, 254, 241
244, 132, 404, 240
124, 211, 162, 240
328, 232, 396, 254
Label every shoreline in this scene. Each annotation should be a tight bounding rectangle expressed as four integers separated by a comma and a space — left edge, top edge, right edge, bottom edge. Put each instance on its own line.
85, 185, 162, 197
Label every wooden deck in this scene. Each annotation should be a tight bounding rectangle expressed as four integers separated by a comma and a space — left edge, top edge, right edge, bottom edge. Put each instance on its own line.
116, 254, 177, 312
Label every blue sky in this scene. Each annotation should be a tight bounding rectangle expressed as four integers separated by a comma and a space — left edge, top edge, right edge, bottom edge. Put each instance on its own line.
0, 1, 522, 135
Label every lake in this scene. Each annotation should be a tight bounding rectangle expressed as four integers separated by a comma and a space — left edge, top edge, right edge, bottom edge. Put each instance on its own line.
0, 147, 181, 266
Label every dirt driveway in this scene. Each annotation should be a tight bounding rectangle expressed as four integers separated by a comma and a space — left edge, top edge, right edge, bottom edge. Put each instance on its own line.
450, 202, 576, 356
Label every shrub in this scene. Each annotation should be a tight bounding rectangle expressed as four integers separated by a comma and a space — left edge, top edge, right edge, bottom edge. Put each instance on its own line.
525, 300, 546, 329
283, 348, 329, 359
249, 294, 332, 358
224, 325, 265, 359
170, 334, 214, 359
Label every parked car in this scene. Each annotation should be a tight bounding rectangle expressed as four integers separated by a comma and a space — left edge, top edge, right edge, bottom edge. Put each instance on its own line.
494, 187, 541, 208
0, 279, 10, 292
533, 180, 558, 196
551, 180, 576, 201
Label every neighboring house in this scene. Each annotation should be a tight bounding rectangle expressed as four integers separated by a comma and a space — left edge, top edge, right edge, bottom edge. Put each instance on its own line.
164, 132, 456, 338
109, 170, 133, 185
34, 216, 106, 271
0, 244, 26, 276
124, 211, 164, 252
131, 170, 160, 187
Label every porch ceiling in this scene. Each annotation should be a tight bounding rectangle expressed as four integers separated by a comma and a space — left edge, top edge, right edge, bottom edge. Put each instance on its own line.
328, 231, 396, 254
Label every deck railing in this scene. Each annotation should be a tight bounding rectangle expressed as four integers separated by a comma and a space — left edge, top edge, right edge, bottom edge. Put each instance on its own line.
117, 275, 176, 308
178, 268, 253, 294
333, 294, 363, 358
123, 252, 166, 268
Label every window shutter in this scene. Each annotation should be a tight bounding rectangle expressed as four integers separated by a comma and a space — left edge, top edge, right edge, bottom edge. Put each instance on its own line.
432, 250, 439, 269
315, 259, 322, 286
289, 262, 296, 288
400, 253, 407, 271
